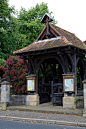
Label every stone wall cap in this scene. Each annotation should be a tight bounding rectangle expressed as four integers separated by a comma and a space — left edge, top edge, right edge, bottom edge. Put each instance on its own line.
62, 74, 75, 76
26, 75, 36, 78
1, 81, 10, 85
82, 79, 86, 83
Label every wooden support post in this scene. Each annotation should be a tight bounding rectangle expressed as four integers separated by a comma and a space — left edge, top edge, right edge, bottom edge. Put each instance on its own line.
36, 73, 38, 94
84, 61, 86, 79
51, 81, 53, 105
53, 62, 56, 83
34, 59, 39, 94
58, 65, 62, 83
28, 63, 32, 75
74, 53, 77, 95
64, 55, 68, 74
28, 59, 32, 75
42, 63, 45, 84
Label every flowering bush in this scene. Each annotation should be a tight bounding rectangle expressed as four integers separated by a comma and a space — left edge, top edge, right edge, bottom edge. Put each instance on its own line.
0, 66, 5, 71
0, 56, 28, 95
0, 66, 6, 78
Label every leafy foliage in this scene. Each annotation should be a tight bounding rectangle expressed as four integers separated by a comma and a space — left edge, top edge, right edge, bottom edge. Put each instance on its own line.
0, 0, 15, 63
18, 2, 57, 46
0, 56, 28, 94
74, 95, 81, 108
0, 1, 57, 94
0, 1, 56, 67
83, 44, 86, 62
0, 58, 6, 66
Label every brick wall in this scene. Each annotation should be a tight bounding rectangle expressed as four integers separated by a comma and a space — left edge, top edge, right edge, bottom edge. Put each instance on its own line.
9, 95, 29, 106
77, 96, 84, 109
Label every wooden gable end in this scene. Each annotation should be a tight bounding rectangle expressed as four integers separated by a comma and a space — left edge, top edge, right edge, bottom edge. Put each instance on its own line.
37, 24, 60, 41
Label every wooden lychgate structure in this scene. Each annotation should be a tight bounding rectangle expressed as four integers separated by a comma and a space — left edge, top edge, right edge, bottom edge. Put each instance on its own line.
14, 13, 85, 105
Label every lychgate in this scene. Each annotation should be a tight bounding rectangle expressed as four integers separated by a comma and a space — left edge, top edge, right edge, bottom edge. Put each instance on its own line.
14, 13, 85, 107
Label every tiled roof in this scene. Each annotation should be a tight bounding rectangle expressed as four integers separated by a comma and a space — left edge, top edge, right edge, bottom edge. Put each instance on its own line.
50, 24, 84, 50
13, 24, 85, 54
83, 41, 86, 45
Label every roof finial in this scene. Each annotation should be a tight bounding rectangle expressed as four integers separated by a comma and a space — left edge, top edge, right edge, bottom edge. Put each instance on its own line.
41, 13, 55, 23
41, 13, 55, 38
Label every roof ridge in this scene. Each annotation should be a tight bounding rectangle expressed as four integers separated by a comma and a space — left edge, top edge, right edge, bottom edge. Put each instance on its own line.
50, 24, 83, 44
50, 24, 75, 35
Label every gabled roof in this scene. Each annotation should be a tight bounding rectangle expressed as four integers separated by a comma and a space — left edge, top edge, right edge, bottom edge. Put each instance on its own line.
13, 24, 85, 54
50, 24, 84, 50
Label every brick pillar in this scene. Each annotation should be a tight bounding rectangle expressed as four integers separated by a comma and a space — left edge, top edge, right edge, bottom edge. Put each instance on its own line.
83, 79, 86, 117
1, 81, 10, 110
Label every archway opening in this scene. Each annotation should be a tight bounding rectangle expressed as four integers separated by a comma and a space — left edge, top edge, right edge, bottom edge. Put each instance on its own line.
38, 58, 64, 104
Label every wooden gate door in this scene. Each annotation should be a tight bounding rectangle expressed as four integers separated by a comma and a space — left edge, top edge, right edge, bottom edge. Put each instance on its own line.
39, 83, 51, 103
52, 81, 64, 106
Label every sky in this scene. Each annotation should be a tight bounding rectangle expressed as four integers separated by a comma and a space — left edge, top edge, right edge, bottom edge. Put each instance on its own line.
8, 0, 86, 42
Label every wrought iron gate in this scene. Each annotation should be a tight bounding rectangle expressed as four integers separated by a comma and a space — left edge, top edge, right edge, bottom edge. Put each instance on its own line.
52, 82, 64, 106
39, 83, 51, 103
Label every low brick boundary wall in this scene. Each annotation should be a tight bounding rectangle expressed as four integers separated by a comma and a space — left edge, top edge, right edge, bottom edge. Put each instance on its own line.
9, 95, 39, 106
9, 95, 29, 106
77, 96, 84, 108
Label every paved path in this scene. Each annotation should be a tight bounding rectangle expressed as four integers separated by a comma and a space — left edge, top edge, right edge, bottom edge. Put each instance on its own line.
7, 102, 83, 115
0, 102, 86, 127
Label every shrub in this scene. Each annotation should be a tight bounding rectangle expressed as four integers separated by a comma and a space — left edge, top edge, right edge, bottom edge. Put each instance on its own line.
0, 56, 28, 95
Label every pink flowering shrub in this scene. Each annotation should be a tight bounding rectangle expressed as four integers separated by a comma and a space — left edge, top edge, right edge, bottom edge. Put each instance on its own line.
0, 56, 28, 95
0, 66, 5, 71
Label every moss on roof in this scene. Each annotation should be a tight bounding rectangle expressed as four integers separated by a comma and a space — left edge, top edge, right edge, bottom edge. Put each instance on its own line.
14, 24, 85, 54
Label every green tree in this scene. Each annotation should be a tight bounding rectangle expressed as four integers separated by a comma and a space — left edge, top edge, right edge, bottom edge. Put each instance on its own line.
0, 0, 26, 65
0, 0, 15, 64
0, 1, 56, 66
5, 17, 27, 54
18, 2, 57, 46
